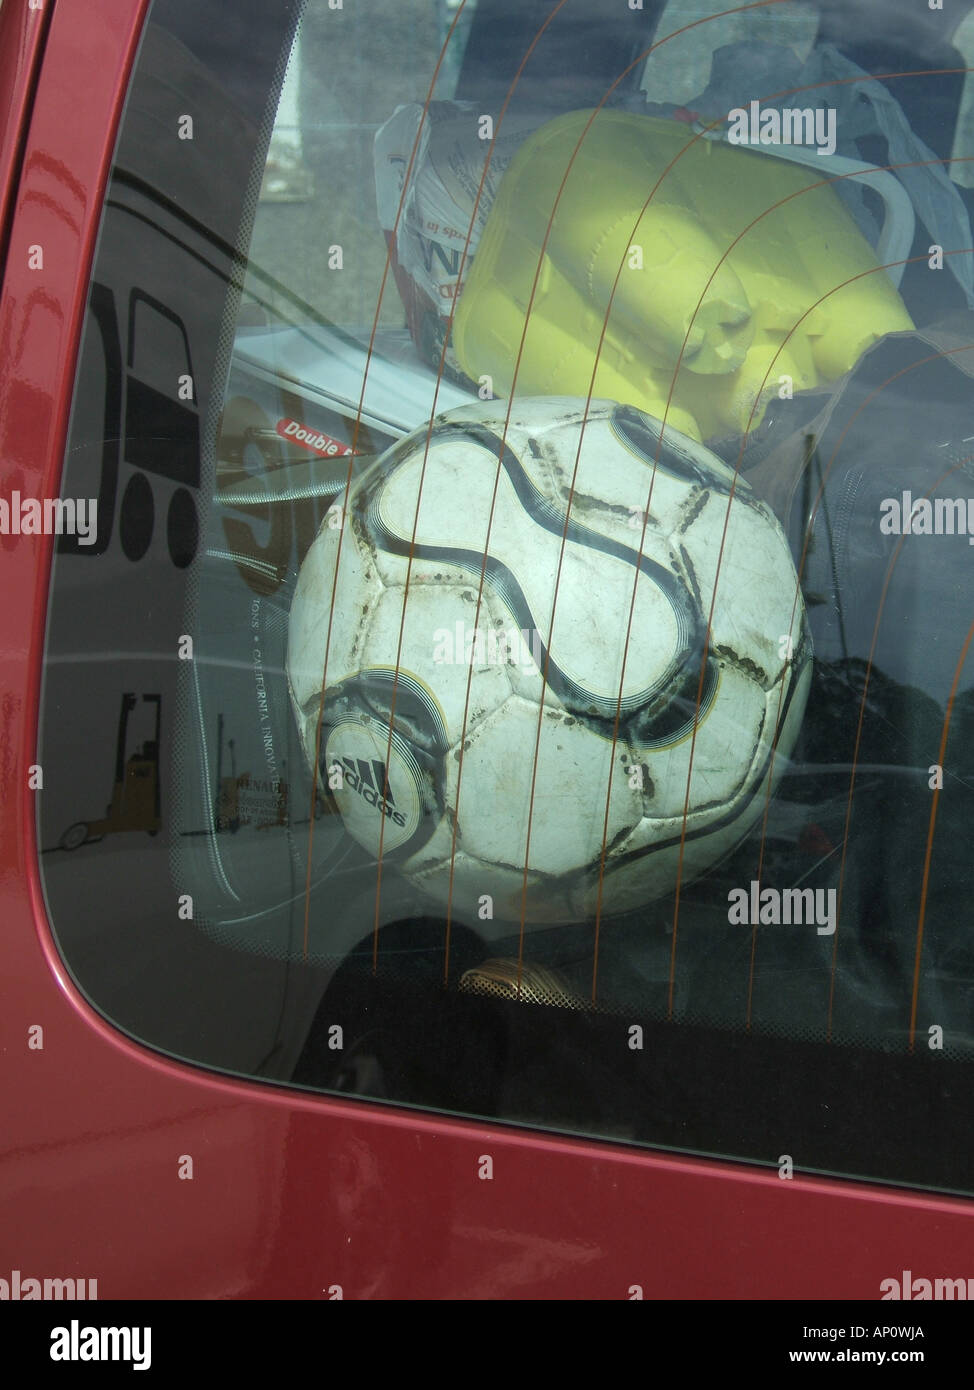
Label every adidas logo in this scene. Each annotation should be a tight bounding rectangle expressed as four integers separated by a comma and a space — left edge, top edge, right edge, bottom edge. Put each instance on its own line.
336, 756, 406, 827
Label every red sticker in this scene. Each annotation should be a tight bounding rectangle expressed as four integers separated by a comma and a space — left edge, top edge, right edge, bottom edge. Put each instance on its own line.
276, 418, 355, 458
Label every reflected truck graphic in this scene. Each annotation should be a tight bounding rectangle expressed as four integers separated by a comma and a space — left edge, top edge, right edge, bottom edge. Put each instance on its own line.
213, 712, 289, 834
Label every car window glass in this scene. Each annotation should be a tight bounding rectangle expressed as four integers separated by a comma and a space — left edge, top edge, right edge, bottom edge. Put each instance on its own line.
39, 0, 974, 1196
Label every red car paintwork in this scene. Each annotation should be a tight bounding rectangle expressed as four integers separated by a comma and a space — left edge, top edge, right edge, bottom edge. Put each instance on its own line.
0, 0, 972, 1299
0, 0, 48, 263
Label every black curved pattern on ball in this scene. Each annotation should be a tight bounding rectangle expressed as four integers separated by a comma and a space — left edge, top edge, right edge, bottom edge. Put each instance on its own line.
610, 404, 744, 495
319, 668, 451, 858
359, 419, 719, 744
585, 637, 813, 881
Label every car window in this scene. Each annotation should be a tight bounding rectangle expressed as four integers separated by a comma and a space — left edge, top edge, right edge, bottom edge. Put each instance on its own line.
39, 0, 974, 1195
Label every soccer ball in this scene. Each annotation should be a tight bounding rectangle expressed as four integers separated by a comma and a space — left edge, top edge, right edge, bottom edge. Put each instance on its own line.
287, 398, 811, 925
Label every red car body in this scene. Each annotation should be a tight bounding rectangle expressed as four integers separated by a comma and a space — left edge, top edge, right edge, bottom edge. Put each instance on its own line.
0, 0, 971, 1300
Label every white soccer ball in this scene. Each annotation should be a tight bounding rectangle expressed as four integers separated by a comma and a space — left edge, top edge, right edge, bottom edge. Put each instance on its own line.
287, 398, 811, 925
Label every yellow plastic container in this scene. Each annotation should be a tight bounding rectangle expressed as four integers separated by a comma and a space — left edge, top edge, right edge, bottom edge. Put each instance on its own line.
453, 111, 914, 440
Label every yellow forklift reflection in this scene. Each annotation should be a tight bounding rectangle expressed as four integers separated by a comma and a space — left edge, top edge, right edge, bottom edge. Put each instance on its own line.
59, 693, 162, 849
